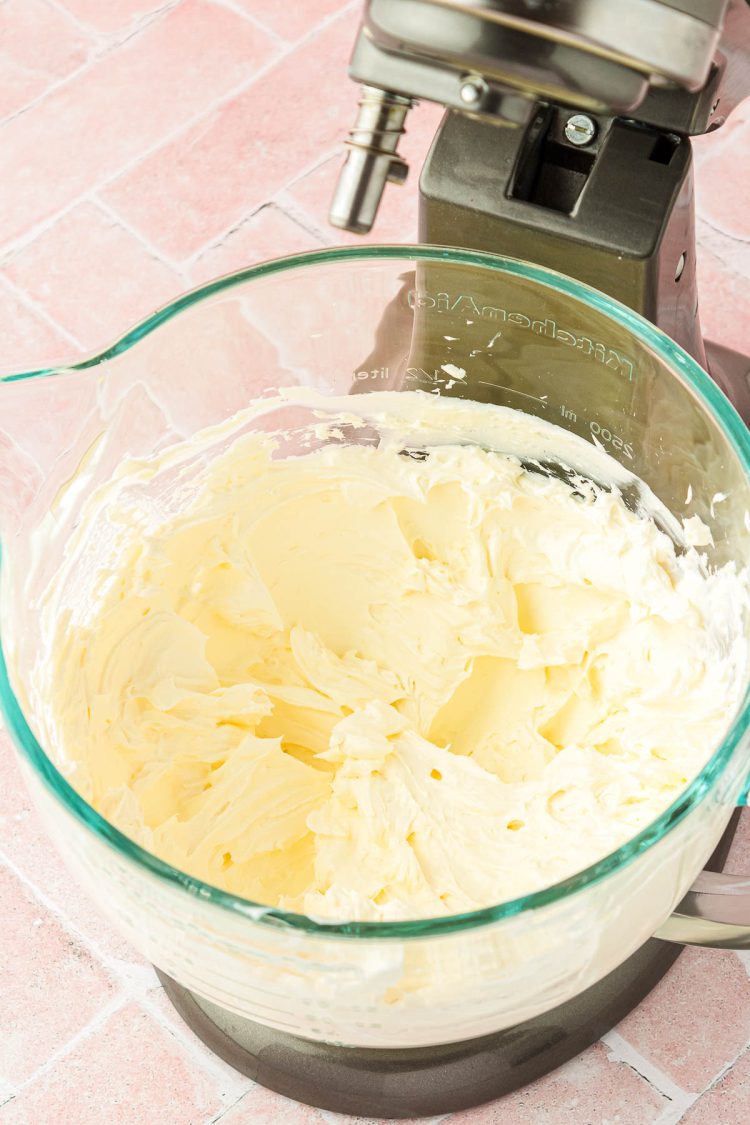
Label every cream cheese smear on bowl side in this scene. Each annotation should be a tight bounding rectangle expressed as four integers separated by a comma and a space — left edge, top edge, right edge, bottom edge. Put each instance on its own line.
29, 389, 749, 923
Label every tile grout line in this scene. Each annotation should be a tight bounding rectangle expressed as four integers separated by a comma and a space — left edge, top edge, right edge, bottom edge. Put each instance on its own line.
0, 1081, 17, 1110
0, 49, 102, 131
0, 275, 86, 353
696, 215, 750, 265
208, 1092, 249, 1124
207, 1092, 248, 1123
90, 193, 191, 279
0, 843, 151, 994
179, 157, 335, 273
209, 0, 287, 46
0, 197, 93, 269
268, 199, 331, 246
654, 1100, 696, 1125
138, 990, 252, 1102
602, 1031, 697, 1109
686, 1040, 750, 1106
295, 150, 345, 183
5, 992, 130, 1100
45, 0, 182, 48
278, 151, 341, 200
273, 189, 341, 246
42, 0, 106, 37
212, 0, 362, 50
88, 0, 185, 56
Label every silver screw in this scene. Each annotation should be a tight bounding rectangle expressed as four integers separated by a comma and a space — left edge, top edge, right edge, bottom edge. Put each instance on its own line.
460, 75, 489, 108
564, 114, 597, 146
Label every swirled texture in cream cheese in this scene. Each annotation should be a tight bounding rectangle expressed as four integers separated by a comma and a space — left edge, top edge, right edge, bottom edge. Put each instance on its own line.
40, 394, 746, 921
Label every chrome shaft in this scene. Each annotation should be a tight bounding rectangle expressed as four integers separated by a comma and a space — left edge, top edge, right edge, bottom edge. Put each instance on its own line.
329, 86, 413, 235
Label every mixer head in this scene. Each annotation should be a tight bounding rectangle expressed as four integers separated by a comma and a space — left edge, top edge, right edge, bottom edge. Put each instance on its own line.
330, 0, 750, 234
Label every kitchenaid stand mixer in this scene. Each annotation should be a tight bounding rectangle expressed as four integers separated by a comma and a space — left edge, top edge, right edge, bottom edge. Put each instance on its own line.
147, 5, 750, 1116
3, 5, 750, 1122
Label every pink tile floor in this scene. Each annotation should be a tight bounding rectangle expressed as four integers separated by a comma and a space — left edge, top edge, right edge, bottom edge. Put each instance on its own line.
0, 2, 748, 1122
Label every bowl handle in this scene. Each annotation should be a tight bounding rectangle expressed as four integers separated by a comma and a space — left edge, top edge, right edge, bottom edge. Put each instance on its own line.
654, 870, 750, 949
653, 777, 750, 949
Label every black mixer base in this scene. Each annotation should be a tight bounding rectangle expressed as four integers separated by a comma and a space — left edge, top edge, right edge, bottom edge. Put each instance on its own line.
157, 939, 679, 1118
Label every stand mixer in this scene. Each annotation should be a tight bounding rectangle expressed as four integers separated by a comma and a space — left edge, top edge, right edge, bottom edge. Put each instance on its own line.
331, 0, 750, 415
2, 4, 750, 1122
160, 3, 750, 1113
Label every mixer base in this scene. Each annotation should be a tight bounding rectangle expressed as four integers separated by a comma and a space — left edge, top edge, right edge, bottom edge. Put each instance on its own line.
157, 938, 678, 1117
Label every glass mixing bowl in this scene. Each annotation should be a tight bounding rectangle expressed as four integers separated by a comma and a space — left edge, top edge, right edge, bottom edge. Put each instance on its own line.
1, 246, 750, 1050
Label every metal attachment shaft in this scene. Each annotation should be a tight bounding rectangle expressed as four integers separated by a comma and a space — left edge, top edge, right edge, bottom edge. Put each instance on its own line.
329, 86, 413, 235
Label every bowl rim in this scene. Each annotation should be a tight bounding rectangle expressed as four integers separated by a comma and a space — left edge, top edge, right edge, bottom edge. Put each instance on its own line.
2, 242, 749, 940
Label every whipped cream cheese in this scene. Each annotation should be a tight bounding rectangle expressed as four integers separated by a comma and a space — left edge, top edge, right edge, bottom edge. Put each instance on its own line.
36, 391, 747, 923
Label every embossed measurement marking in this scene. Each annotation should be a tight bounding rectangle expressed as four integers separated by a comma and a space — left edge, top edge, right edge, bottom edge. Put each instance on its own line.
560, 405, 634, 460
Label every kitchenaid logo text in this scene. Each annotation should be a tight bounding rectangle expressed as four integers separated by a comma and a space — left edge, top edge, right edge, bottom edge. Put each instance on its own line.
407, 290, 635, 382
